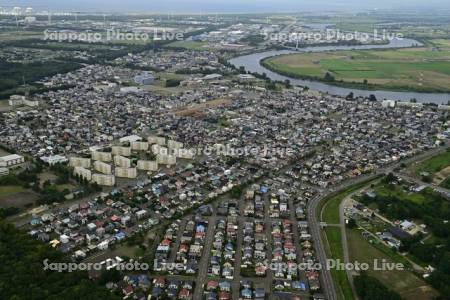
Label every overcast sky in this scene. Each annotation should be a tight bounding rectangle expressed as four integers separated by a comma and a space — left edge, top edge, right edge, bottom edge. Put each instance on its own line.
1, 0, 449, 13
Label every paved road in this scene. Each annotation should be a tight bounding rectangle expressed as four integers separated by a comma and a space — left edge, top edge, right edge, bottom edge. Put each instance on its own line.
192, 214, 218, 300
307, 143, 448, 300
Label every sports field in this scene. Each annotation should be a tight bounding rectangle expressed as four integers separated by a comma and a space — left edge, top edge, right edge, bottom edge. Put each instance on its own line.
262, 42, 450, 92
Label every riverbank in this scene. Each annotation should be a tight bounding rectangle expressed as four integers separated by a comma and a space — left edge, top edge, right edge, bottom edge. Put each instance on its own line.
261, 48, 450, 94
229, 39, 450, 104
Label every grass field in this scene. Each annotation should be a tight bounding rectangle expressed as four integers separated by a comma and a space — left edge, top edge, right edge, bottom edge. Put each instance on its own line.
347, 229, 439, 299
262, 43, 450, 92
0, 185, 39, 208
167, 40, 211, 50
323, 227, 354, 300
320, 177, 380, 224
410, 149, 450, 185
0, 185, 25, 198
414, 149, 450, 174
373, 184, 432, 205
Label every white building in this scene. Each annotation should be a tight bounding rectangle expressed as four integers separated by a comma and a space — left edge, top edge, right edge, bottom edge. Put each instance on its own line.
382, 100, 396, 108
93, 161, 112, 175
168, 140, 183, 150
112, 146, 131, 157
0, 154, 25, 168
148, 136, 166, 146
119, 135, 142, 144
92, 151, 112, 162
114, 155, 131, 168
137, 160, 158, 171
40, 155, 68, 166
131, 141, 149, 151
8, 95, 39, 107
157, 154, 177, 165
0, 167, 9, 176
69, 157, 91, 169
73, 166, 92, 181
115, 167, 137, 179
92, 174, 115, 186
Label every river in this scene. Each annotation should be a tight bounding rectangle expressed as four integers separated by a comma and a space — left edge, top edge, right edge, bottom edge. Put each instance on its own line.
229, 38, 450, 104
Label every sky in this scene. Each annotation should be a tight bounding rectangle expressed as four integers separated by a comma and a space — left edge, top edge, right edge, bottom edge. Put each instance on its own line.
1, 0, 450, 13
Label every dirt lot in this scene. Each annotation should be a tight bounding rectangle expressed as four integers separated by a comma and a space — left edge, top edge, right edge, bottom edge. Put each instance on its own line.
173, 98, 231, 117
0, 186, 39, 208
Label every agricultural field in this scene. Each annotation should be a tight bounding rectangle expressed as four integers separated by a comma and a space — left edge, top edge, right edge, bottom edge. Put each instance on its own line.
347, 229, 439, 300
262, 42, 450, 92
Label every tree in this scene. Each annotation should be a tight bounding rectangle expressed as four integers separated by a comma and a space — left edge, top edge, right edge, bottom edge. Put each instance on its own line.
324, 72, 335, 82
0, 221, 120, 300
354, 273, 401, 300
347, 218, 357, 229
165, 79, 181, 87
284, 79, 291, 88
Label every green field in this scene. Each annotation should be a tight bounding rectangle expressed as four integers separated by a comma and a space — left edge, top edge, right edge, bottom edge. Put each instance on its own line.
323, 227, 354, 300
347, 229, 439, 299
0, 185, 25, 198
262, 43, 450, 92
410, 149, 450, 185
320, 177, 380, 224
413, 149, 450, 175
167, 40, 211, 50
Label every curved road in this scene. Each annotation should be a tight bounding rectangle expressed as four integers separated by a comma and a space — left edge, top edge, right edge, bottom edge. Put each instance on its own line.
307, 144, 448, 300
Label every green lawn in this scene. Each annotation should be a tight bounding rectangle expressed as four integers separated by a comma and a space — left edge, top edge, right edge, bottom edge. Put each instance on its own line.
262, 45, 450, 92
